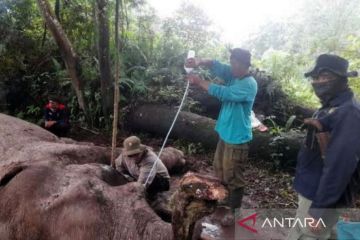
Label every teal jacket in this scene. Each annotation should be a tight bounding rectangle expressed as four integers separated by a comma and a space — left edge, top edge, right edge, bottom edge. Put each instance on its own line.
208, 60, 258, 144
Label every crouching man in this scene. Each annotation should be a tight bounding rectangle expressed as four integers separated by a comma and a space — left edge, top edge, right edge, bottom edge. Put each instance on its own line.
115, 136, 170, 198
42, 97, 70, 137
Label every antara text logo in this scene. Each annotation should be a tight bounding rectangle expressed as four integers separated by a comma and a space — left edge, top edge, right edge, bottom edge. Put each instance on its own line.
237, 212, 326, 233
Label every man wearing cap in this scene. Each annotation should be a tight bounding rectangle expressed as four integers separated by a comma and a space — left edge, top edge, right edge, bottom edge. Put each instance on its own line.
42, 97, 70, 137
115, 136, 170, 197
287, 54, 360, 239
185, 48, 258, 225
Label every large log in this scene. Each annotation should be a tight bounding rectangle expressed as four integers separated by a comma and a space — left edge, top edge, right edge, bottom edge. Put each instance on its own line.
127, 104, 305, 170
128, 104, 218, 148
0, 113, 226, 240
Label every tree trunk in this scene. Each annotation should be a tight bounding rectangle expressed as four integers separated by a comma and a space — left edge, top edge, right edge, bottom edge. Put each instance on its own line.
96, 0, 114, 124
127, 104, 305, 171
111, 0, 121, 167
128, 104, 218, 148
36, 0, 87, 114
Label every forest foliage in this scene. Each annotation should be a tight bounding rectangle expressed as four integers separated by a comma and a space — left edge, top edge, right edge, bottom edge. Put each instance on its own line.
1, 0, 359, 129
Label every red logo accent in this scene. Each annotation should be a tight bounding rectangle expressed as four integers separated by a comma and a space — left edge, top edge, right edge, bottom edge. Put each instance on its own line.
238, 213, 258, 233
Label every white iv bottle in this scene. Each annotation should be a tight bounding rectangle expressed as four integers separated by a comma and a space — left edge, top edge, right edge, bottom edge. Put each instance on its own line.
184, 50, 195, 74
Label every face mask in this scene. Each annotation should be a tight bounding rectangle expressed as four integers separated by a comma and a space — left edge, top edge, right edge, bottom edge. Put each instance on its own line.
311, 79, 345, 104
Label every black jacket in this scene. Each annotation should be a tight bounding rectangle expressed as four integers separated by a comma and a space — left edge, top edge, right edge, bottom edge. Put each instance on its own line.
294, 90, 360, 219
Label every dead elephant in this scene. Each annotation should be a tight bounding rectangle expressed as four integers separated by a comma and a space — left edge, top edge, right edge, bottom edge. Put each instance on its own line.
0, 113, 226, 240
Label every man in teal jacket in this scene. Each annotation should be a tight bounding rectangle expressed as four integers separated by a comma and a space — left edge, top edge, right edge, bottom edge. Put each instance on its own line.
185, 48, 258, 225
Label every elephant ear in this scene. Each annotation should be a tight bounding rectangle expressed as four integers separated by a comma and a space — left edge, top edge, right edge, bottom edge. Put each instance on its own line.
0, 164, 27, 187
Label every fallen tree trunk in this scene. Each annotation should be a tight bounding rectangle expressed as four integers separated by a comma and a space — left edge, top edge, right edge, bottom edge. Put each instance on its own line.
127, 104, 305, 170
128, 104, 218, 147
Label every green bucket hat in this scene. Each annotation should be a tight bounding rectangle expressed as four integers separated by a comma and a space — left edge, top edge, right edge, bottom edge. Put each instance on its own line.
123, 136, 146, 156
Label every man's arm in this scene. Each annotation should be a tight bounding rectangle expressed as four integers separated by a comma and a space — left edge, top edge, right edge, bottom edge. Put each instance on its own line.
309, 109, 360, 219
44, 108, 57, 128
185, 58, 213, 69
138, 159, 157, 188
208, 81, 257, 103
115, 155, 126, 174
187, 74, 210, 91
115, 155, 135, 181
187, 74, 257, 103
186, 59, 232, 82
44, 108, 51, 121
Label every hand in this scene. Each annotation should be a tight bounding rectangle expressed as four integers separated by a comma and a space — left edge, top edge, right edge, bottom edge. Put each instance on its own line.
185, 58, 200, 68
186, 74, 203, 85
304, 118, 323, 131
45, 121, 56, 128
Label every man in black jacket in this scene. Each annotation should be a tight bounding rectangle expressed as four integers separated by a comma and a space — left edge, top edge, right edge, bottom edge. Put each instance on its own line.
287, 54, 360, 239
42, 97, 70, 137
